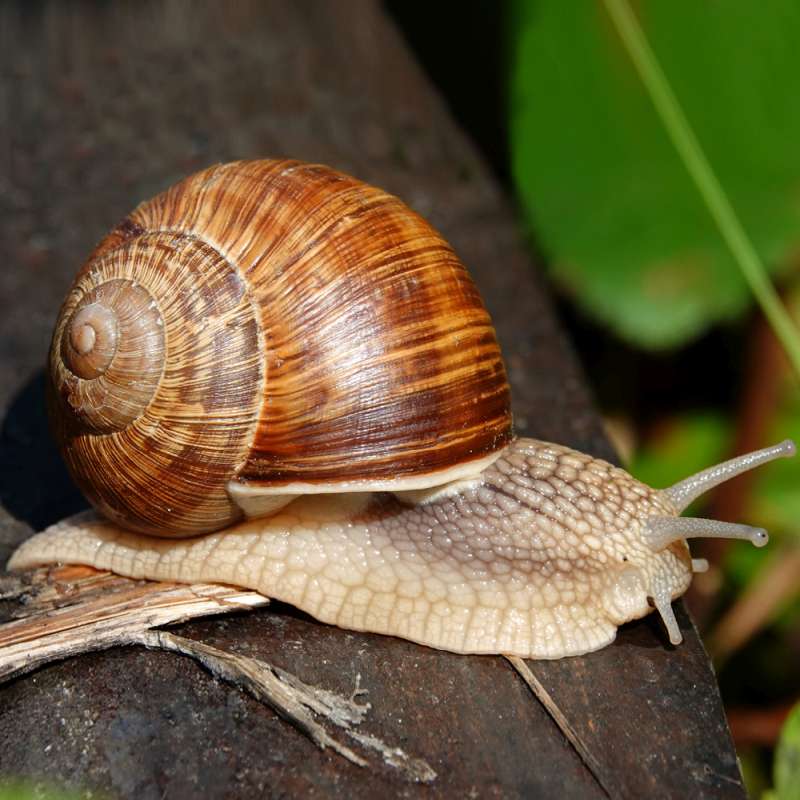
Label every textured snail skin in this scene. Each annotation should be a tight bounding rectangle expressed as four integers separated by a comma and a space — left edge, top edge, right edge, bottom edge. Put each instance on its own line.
49, 160, 511, 537
10, 439, 696, 659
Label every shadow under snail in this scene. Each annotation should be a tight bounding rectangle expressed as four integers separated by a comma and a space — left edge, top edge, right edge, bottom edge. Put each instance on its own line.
7, 159, 795, 659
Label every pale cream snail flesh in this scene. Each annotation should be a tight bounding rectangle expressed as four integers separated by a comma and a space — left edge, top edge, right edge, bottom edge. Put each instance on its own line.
8, 160, 795, 659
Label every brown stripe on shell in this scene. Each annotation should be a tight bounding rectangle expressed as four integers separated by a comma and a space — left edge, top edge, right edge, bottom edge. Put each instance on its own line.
131, 160, 512, 487
50, 232, 263, 536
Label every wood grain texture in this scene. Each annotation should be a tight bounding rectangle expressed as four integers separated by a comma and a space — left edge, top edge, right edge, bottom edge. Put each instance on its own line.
0, 1, 744, 797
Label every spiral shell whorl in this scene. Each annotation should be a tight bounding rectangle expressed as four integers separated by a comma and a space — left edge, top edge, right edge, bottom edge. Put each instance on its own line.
64, 303, 117, 378
55, 279, 165, 433
50, 230, 263, 536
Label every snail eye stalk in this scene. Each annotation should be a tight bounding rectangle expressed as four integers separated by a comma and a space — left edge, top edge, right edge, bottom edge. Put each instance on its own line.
643, 439, 796, 551
643, 517, 768, 553
664, 439, 795, 513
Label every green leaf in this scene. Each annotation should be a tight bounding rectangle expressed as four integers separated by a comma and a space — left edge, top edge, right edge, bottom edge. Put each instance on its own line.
773, 702, 800, 800
510, 1, 800, 349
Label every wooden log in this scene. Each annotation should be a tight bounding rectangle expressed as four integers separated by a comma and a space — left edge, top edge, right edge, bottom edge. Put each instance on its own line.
0, 1, 744, 796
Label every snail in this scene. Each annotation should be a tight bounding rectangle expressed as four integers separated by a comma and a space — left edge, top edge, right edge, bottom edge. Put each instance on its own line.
7, 159, 795, 659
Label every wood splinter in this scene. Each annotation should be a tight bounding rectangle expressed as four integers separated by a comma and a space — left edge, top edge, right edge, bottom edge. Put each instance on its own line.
0, 565, 436, 784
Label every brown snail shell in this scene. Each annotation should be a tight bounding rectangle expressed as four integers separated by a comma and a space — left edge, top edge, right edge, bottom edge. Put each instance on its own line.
49, 160, 512, 537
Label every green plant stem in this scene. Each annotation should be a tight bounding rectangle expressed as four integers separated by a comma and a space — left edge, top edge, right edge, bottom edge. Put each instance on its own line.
603, 0, 800, 379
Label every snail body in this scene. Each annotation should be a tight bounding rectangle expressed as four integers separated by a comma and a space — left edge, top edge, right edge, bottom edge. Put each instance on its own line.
8, 160, 794, 658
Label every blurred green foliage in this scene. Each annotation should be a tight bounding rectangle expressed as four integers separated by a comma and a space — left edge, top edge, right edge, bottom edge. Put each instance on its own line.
628, 411, 728, 493
754, 394, 800, 537
510, 0, 800, 349
765, 702, 800, 800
